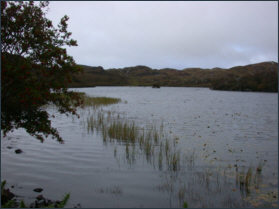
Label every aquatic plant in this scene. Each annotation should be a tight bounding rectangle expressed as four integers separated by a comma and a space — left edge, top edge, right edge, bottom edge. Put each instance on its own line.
79, 94, 122, 109
160, 119, 164, 134
165, 138, 170, 157
143, 139, 153, 161
183, 201, 188, 208
114, 146, 117, 158
256, 160, 265, 174
182, 149, 196, 166
167, 150, 181, 171
235, 162, 267, 196
86, 115, 95, 134
107, 120, 138, 142
158, 142, 163, 170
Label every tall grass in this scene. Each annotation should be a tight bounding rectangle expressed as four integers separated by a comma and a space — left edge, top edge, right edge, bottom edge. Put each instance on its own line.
235, 164, 267, 195
107, 120, 139, 142
182, 149, 196, 166
79, 92, 122, 109
166, 150, 181, 171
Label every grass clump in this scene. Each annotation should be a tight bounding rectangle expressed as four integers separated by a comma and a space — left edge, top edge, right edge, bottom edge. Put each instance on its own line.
235, 162, 266, 195
77, 92, 122, 108
107, 120, 139, 142
82, 95, 121, 108
167, 150, 181, 171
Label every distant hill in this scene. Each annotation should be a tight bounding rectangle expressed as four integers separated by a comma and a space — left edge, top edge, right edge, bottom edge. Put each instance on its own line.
69, 62, 278, 92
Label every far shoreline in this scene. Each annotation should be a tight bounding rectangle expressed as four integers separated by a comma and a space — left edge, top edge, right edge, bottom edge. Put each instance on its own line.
69, 85, 278, 93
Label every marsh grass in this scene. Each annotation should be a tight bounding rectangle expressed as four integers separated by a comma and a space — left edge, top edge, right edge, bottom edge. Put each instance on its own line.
80, 93, 122, 109
167, 150, 181, 171
158, 142, 163, 170
236, 166, 253, 193
107, 120, 139, 142
234, 163, 268, 196
86, 115, 95, 134
78, 94, 272, 208
182, 149, 196, 166
79, 94, 122, 135
165, 138, 170, 157
256, 160, 265, 174
74, 93, 122, 119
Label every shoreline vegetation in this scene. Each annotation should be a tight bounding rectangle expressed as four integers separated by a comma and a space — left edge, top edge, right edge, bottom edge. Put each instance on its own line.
68, 61, 278, 92
1, 180, 72, 208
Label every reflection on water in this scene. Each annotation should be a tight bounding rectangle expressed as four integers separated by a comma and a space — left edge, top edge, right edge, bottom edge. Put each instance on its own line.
1, 87, 278, 208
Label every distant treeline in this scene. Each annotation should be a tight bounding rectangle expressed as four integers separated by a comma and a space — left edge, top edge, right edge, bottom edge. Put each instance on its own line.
69, 61, 278, 92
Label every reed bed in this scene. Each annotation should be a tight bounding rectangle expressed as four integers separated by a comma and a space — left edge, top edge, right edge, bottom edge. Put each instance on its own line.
108, 120, 139, 142
77, 94, 275, 208
79, 92, 122, 109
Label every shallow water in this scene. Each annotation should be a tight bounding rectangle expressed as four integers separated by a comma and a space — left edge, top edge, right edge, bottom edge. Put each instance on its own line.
1, 87, 278, 207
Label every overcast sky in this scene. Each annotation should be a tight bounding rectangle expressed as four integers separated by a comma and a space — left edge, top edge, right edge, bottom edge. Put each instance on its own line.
46, 1, 278, 70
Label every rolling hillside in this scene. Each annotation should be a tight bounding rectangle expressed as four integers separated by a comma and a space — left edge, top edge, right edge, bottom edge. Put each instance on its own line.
69, 62, 278, 92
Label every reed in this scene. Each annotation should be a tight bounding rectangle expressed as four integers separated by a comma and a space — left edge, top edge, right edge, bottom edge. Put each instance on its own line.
139, 129, 144, 148
114, 146, 117, 158
86, 115, 95, 134
235, 163, 265, 195
167, 150, 181, 171
144, 139, 153, 161
165, 139, 170, 157
256, 160, 264, 174
126, 143, 129, 159
153, 128, 159, 144
125, 143, 137, 165
107, 119, 138, 142
254, 171, 261, 189
245, 166, 253, 189
158, 142, 163, 170
145, 126, 153, 143
101, 123, 107, 142
160, 119, 164, 134
183, 149, 196, 166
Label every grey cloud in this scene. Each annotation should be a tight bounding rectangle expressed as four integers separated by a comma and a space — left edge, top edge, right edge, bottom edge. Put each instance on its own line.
47, 1, 278, 69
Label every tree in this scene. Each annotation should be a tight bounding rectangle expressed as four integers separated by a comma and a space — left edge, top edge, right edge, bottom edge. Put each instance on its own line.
1, 1, 84, 143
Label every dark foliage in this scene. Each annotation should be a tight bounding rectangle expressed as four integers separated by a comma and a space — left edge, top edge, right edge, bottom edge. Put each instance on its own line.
1, 1, 84, 143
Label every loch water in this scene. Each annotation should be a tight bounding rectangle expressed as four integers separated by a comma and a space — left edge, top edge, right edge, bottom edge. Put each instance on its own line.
1, 87, 278, 207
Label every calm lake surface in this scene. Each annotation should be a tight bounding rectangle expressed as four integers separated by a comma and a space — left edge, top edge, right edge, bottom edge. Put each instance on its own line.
1, 87, 278, 208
